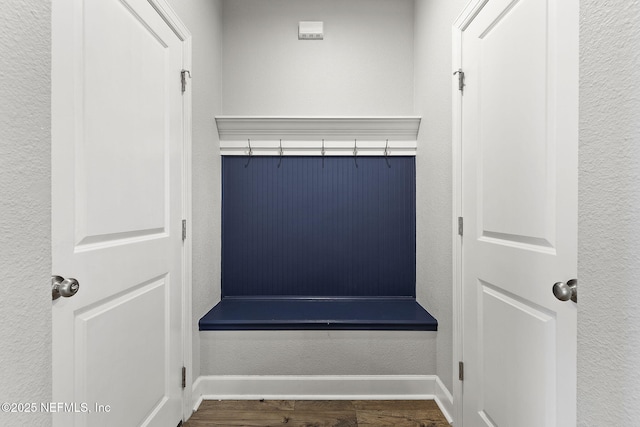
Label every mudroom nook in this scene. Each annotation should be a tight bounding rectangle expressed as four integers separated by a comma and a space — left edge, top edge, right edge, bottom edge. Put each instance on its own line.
190, 1, 451, 419
199, 116, 438, 332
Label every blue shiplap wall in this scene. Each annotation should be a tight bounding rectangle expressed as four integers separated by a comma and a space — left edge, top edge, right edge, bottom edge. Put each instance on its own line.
222, 156, 416, 297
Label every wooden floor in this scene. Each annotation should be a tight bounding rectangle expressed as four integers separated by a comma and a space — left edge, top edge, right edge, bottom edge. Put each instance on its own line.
183, 400, 450, 427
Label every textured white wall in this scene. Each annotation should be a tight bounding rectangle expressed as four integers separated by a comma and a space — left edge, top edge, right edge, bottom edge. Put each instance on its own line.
0, 1, 52, 426
165, 0, 223, 382
413, 0, 467, 394
200, 331, 436, 375
221, 0, 415, 115
578, 1, 640, 426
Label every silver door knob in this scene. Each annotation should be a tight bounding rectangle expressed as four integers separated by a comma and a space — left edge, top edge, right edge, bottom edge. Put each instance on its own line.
52, 276, 80, 300
553, 279, 577, 303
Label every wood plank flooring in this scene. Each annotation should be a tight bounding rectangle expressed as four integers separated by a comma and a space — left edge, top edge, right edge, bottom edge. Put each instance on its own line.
183, 400, 450, 427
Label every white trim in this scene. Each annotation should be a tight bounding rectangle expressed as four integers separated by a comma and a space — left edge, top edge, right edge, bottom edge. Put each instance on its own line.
451, 1, 491, 426
215, 116, 421, 156
146, 0, 193, 422
216, 116, 422, 140
148, 0, 191, 40
220, 139, 417, 156
451, 21, 464, 427
180, 37, 194, 426
190, 375, 452, 423
434, 376, 454, 424
452, 0, 490, 31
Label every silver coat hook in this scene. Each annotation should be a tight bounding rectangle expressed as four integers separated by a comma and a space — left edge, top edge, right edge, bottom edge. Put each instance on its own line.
321, 139, 325, 169
277, 139, 283, 168
353, 139, 358, 168
244, 138, 252, 168
384, 139, 391, 168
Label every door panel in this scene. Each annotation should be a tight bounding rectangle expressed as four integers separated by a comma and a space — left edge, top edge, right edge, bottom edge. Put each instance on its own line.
52, 0, 184, 426
478, 0, 555, 250
479, 281, 555, 427
80, 0, 169, 242
461, 0, 577, 425
78, 278, 166, 426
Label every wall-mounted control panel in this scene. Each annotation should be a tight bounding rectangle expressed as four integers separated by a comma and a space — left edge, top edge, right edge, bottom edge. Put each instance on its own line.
299, 21, 324, 40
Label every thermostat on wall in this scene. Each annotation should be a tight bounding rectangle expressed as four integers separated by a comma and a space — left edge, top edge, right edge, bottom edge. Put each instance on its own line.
299, 21, 324, 40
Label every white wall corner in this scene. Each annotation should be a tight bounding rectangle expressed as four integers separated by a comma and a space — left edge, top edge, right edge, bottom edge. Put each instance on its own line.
191, 375, 453, 423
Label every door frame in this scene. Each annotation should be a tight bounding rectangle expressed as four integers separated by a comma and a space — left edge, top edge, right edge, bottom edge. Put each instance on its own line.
451, 2, 491, 426
147, 1, 194, 421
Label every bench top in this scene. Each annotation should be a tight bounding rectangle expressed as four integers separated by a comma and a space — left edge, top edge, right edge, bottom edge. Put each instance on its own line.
199, 298, 438, 331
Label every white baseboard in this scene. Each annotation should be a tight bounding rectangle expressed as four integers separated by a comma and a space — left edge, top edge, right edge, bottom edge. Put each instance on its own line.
433, 376, 454, 423
191, 375, 453, 424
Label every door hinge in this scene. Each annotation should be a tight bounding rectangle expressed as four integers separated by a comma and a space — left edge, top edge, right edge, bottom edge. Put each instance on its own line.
181, 366, 186, 389
180, 69, 191, 94
453, 68, 465, 93
459, 361, 464, 381
458, 217, 463, 236
182, 219, 187, 241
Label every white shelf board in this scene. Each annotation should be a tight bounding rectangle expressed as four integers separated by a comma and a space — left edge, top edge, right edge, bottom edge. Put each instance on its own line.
215, 116, 421, 156
215, 116, 421, 141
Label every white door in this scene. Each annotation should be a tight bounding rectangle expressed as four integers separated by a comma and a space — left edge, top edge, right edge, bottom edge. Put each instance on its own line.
52, 0, 185, 426
459, 0, 578, 425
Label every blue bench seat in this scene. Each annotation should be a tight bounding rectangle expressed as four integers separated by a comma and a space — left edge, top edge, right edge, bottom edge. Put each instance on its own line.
199, 298, 438, 331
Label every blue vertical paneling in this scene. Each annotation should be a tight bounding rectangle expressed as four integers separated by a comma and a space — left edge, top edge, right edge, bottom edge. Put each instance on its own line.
222, 156, 416, 297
